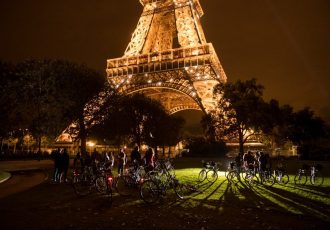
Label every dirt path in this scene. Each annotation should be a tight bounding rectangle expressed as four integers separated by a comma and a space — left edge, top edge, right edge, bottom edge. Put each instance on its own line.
0, 170, 47, 199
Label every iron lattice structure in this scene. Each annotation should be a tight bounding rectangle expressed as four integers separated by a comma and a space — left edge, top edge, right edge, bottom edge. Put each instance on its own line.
58, 0, 227, 141
107, 0, 227, 114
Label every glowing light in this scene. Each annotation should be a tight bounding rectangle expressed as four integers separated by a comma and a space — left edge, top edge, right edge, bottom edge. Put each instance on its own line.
87, 141, 95, 147
148, 79, 152, 83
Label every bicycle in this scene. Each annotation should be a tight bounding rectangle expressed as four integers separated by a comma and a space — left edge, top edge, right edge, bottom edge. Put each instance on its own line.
258, 169, 275, 187
140, 166, 185, 204
115, 164, 146, 196
72, 164, 113, 204
226, 162, 242, 183
310, 163, 324, 186
274, 167, 289, 185
294, 164, 309, 185
244, 167, 259, 186
198, 161, 220, 183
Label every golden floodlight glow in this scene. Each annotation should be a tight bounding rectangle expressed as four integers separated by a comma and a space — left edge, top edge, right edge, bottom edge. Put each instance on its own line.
106, 0, 227, 114
60, 0, 228, 141
87, 141, 95, 147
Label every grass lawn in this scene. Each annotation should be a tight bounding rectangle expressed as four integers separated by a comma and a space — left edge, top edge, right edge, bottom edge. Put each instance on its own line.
171, 157, 330, 222
0, 171, 10, 182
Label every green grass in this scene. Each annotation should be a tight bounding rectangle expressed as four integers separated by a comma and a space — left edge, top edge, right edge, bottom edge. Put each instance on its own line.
171, 158, 330, 221
0, 171, 10, 182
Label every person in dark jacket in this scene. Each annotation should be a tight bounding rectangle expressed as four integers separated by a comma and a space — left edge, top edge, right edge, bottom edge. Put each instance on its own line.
60, 148, 70, 183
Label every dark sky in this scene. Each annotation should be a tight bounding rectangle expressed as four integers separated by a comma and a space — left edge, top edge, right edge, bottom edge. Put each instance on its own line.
1, 0, 329, 121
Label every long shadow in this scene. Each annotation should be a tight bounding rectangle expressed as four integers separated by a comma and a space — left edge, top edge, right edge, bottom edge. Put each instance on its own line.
201, 180, 227, 201
260, 185, 330, 220
287, 183, 330, 197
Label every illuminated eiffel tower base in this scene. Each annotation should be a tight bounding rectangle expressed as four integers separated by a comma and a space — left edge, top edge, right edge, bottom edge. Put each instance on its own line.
59, 0, 227, 141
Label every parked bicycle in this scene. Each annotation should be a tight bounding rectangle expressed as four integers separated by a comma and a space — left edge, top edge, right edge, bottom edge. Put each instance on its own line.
244, 167, 259, 186
115, 163, 146, 196
310, 163, 324, 186
198, 161, 221, 183
274, 166, 289, 185
258, 169, 275, 186
226, 162, 241, 183
72, 163, 113, 204
294, 163, 324, 186
140, 165, 186, 204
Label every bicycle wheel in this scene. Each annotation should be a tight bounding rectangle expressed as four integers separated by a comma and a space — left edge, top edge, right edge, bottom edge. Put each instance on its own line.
280, 174, 290, 185
310, 172, 324, 186
294, 173, 307, 185
173, 180, 190, 199
244, 173, 259, 186
206, 170, 218, 183
262, 174, 275, 187
226, 171, 238, 183
72, 174, 93, 197
140, 179, 159, 204
105, 181, 113, 205
115, 175, 134, 196
95, 176, 107, 194
198, 169, 207, 182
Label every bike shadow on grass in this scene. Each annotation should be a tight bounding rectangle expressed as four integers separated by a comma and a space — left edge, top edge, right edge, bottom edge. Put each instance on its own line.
258, 185, 330, 220
284, 183, 330, 197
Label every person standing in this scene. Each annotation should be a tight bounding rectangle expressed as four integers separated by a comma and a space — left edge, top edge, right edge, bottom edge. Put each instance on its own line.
145, 147, 155, 172
60, 148, 70, 183
117, 148, 127, 176
131, 146, 141, 166
51, 148, 61, 183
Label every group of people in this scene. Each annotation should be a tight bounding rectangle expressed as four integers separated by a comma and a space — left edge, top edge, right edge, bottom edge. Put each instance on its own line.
118, 146, 157, 175
68, 146, 157, 178
242, 150, 271, 173
51, 148, 70, 183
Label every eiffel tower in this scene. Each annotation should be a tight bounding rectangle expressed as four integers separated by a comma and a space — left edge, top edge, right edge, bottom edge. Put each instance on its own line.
108, 0, 227, 114
58, 0, 227, 141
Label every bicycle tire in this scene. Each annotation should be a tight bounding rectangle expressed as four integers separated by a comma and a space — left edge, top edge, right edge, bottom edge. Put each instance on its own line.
198, 169, 207, 182
310, 172, 324, 186
227, 171, 238, 183
244, 173, 259, 186
173, 180, 189, 200
95, 176, 107, 194
294, 173, 307, 185
206, 170, 218, 183
115, 176, 134, 196
140, 179, 160, 204
262, 173, 275, 187
105, 181, 113, 205
281, 174, 290, 185
72, 174, 93, 197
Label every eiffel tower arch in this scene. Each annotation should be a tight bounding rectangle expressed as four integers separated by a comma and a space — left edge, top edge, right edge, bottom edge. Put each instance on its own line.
107, 0, 227, 114
58, 0, 227, 141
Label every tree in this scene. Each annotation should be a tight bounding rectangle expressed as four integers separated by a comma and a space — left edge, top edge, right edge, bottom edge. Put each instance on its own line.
0, 59, 105, 152
288, 108, 327, 145
53, 61, 105, 152
91, 94, 185, 150
211, 78, 265, 157
257, 99, 294, 149
146, 115, 185, 155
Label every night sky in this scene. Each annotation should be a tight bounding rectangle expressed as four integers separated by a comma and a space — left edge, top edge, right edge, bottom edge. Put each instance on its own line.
1, 0, 329, 122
